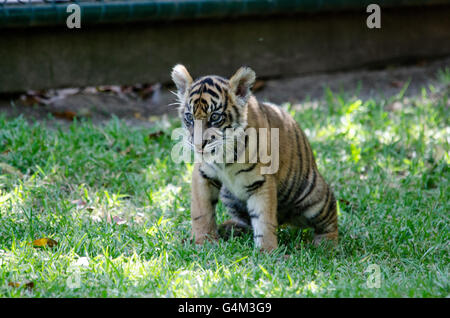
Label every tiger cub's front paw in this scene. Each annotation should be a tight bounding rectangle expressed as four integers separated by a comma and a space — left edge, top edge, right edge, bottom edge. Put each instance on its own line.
190, 232, 219, 245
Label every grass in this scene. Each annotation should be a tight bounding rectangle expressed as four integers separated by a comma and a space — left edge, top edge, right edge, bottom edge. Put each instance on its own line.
0, 72, 449, 297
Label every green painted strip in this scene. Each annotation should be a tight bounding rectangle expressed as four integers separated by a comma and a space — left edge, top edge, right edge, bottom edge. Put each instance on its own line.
1, 0, 449, 28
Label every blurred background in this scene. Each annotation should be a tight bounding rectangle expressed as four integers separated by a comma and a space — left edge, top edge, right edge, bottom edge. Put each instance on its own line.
0, 0, 449, 122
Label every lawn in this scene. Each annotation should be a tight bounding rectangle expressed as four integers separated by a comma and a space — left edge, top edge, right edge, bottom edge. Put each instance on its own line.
0, 70, 449, 297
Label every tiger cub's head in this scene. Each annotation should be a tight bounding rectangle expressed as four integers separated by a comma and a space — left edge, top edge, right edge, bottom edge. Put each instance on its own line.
171, 64, 255, 153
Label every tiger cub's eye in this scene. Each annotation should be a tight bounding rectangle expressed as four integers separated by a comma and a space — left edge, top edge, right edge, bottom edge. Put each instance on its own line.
185, 113, 194, 124
210, 113, 222, 122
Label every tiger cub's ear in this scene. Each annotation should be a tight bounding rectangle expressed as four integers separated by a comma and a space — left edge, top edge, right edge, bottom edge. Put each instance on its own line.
229, 66, 256, 105
171, 64, 193, 98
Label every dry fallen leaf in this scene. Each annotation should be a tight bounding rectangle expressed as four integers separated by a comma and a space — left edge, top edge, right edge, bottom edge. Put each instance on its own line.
390, 80, 404, 88
51, 110, 77, 121
102, 85, 122, 93
148, 131, 164, 139
137, 83, 155, 100
32, 238, 58, 248
8, 281, 34, 290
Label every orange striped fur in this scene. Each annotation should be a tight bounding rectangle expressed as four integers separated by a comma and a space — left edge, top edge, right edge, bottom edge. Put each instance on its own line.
171, 64, 338, 251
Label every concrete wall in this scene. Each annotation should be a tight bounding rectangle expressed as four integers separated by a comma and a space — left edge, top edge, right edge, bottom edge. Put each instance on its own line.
0, 5, 449, 93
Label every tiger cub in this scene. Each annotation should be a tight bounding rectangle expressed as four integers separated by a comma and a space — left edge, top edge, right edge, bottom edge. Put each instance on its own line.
171, 64, 338, 251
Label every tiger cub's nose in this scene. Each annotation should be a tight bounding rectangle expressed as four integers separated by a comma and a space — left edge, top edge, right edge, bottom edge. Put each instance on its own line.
194, 140, 208, 153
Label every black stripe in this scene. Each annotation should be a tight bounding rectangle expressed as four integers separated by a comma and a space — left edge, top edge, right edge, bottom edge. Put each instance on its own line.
316, 194, 336, 228
206, 88, 220, 99
214, 77, 228, 84
295, 169, 316, 206
227, 110, 234, 123
199, 169, 221, 189
316, 208, 335, 231
299, 129, 310, 179
236, 163, 257, 175
295, 175, 310, 200
280, 126, 301, 203
245, 178, 266, 194
223, 202, 249, 223
190, 87, 220, 100
211, 100, 220, 112
200, 77, 215, 86
189, 88, 202, 97
305, 188, 330, 219
221, 191, 234, 201
247, 209, 259, 219
223, 96, 228, 110
190, 82, 203, 91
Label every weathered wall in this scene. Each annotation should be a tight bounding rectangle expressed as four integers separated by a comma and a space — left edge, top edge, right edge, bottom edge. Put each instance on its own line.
0, 6, 449, 93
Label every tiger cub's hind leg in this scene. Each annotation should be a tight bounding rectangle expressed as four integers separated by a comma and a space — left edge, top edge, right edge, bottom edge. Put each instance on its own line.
312, 194, 338, 246
303, 186, 339, 246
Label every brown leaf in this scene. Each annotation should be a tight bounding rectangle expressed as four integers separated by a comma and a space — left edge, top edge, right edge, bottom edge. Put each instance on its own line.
8, 282, 20, 288
390, 80, 404, 88
120, 85, 134, 94
148, 131, 164, 139
96, 85, 122, 94
8, 281, 34, 290
32, 238, 58, 248
138, 84, 155, 99
51, 110, 77, 121
24, 281, 35, 290
20, 94, 42, 106
339, 199, 351, 206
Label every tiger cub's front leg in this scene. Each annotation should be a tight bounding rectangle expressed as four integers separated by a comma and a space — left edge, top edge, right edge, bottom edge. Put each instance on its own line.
190, 163, 220, 244
246, 176, 278, 252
